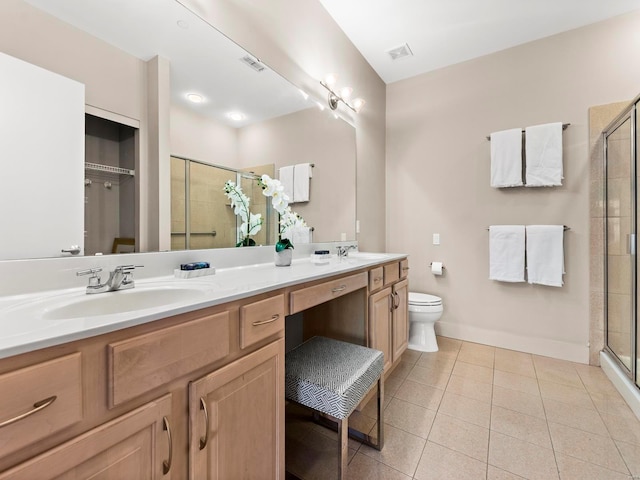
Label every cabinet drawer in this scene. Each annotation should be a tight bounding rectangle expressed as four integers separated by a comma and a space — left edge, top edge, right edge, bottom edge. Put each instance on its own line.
400, 259, 409, 279
0, 353, 82, 459
383, 263, 400, 286
290, 272, 367, 314
108, 311, 230, 407
240, 294, 285, 349
369, 267, 384, 292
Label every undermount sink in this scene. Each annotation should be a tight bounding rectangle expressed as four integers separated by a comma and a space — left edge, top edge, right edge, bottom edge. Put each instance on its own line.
42, 285, 209, 320
347, 252, 390, 260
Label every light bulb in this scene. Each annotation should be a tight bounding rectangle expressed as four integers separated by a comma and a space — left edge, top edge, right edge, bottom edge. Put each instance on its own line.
352, 98, 366, 113
339, 87, 353, 100
324, 73, 338, 87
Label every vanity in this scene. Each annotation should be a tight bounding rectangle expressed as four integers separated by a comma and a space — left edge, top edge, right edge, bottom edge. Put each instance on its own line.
0, 251, 408, 479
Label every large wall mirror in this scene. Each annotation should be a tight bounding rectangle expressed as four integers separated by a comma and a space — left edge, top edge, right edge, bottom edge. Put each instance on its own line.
0, 0, 356, 260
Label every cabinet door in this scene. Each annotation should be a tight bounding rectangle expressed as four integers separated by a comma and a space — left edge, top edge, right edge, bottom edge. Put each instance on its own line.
0, 394, 172, 480
189, 339, 284, 480
369, 287, 393, 372
392, 279, 409, 362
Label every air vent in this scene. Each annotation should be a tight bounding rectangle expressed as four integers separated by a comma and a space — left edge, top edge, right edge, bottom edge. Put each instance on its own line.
386, 43, 413, 61
240, 55, 265, 72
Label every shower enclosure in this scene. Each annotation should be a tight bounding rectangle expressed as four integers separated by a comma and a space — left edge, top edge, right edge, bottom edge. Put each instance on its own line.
604, 97, 640, 389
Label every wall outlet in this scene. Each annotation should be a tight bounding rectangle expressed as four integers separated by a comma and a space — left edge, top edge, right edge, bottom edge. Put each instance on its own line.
340, 232, 347, 241
356, 220, 360, 234
433, 233, 440, 245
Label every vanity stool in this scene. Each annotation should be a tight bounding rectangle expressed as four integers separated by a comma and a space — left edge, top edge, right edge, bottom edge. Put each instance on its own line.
285, 336, 384, 479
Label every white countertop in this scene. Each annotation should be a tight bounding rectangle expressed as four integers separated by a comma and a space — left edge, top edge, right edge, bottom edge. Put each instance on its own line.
0, 253, 406, 359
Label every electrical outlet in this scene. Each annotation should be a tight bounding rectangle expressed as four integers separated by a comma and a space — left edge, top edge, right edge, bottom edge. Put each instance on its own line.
433, 233, 440, 245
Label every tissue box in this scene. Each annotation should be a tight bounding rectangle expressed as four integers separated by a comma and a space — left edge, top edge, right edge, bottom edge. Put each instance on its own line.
174, 267, 216, 279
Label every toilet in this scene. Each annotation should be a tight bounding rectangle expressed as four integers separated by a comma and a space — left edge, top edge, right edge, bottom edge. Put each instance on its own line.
408, 292, 443, 352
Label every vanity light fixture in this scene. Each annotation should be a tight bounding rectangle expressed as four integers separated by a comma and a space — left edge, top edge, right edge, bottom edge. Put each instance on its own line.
186, 93, 203, 103
320, 74, 365, 113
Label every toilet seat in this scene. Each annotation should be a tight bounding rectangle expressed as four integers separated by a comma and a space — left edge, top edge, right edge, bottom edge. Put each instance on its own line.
408, 292, 442, 307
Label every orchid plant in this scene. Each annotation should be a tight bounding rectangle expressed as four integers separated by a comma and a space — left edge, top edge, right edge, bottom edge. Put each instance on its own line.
223, 180, 263, 247
259, 174, 307, 252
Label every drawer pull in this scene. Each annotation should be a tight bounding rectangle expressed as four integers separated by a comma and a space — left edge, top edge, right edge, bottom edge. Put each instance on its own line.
374, 277, 382, 283
402, 267, 410, 271
199, 397, 209, 450
331, 285, 347, 293
0, 395, 56, 429
389, 293, 395, 312
252, 314, 280, 326
162, 416, 172, 474
393, 291, 400, 309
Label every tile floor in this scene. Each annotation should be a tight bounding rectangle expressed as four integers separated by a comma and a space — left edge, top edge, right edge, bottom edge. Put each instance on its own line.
285, 336, 640, 479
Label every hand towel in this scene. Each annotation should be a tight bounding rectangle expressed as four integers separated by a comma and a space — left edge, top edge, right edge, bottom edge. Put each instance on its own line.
526, 225, 564, 287
293, 163, 312, 202
489, 225, 526, 282
525, 122, 563, 187
490, 128, 523, 188
292, 226, 312, 244
279, 165, 294, 202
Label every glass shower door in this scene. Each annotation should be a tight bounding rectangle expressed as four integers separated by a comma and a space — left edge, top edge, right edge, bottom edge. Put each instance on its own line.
605, 113, 635, 375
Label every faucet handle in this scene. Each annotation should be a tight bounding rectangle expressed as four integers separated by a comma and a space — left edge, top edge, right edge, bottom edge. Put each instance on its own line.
114, 264, 144, 272
76, 267, 102, 287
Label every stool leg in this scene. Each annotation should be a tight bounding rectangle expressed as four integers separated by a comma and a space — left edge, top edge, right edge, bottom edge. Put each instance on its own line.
338, 417, 348, 480
376, 376, 384, 450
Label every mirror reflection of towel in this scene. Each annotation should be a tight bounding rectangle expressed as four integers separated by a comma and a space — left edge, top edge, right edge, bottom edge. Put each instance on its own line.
279, 166, 294, 200
293, 163, 312, 202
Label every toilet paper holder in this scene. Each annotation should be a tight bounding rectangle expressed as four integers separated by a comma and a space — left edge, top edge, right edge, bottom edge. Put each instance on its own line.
429, 262, 445, 270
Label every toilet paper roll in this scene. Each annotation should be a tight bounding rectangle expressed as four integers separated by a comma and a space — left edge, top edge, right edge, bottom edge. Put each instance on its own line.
431, 262, 443, 275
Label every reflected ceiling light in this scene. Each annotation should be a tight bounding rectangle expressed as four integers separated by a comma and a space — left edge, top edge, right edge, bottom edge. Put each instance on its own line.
315, 100, 325, 111
298, 88, 309, 100
227, 111, 245, 121
186, 93, 203, 103
320, 77, 364, 113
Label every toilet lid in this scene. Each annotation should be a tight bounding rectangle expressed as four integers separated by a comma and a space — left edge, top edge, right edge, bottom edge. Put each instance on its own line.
409, 292, 442, 306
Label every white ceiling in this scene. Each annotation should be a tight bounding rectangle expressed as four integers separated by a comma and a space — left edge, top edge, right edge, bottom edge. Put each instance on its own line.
319, 0, 640, 84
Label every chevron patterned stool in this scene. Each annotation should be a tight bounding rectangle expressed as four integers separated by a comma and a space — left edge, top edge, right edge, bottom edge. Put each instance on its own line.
285, 336, 384, 479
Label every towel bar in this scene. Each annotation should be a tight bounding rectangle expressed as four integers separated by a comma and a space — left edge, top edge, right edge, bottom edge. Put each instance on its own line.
486, 123, 570, 141
486, 226, 570, 231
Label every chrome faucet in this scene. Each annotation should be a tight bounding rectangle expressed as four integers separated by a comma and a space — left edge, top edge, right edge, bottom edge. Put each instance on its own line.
336, 245, 357, 258
77, 265, 143, 294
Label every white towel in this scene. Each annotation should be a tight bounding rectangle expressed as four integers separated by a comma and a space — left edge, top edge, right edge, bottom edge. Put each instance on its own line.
281, 226, 312, 244
525, 122, 563, 187
279, 166, 294, 201
526, 225, 564, 287
490, 128, 523, 188
489, 225, 526, 282
293, 163, 312, 202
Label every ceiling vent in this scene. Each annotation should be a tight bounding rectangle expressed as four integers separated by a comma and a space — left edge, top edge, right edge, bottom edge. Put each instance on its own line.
386, 43, 413, 61
240, 55, 265, 72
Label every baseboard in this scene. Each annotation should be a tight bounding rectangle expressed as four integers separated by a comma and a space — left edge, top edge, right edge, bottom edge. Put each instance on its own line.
435, 321, 589, 364
600, 351, 640, 421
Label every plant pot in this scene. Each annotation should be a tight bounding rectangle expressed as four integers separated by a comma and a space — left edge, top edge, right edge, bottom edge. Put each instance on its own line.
274, 248, 292, 267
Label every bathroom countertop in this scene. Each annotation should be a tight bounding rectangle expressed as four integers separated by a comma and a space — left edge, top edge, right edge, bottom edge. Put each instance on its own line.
0, 253, 406, 359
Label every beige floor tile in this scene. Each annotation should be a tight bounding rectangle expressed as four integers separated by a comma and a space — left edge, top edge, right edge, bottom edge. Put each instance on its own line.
490, 405, 552, 449
384, 397, 436, 439
575, 363, 617, 395
555, 452, 632, 480
543, 397, 609, 436
493, 370, 540, 396
458, 342, 495, 368
446, 374, 493, 404
616, 439, 640, 477
590, 392, 637, 420
452, 361, 494, 384
494, 353, 537, 379
385, 371, 406, 398
417, 352, 456, 372
489, 431, 559, 480
492, 385, 545, 419
439, 391, 491, 428
402, 349, 422, 365
487, 465, 527, 479
548, 422, 629, 474
285, 427, 358, 480
601, 412, 640, 445
361, 390, 391, 418
436, 336, 462, 355
359, 423, 426, 476
414, 441, 487, 480
406, 364, 451, 389
429, 413, 490, 462
347, 452, 412, 480
538, 379, 595, 410
395, 379, 445, 411
392, 359, 416, 380
536, 367, 584, 389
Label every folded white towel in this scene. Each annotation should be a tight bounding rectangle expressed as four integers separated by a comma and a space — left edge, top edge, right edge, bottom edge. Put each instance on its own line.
525, 122, 563, 187
293, 163, 312, 202
281, 226, 312, 245
279, 165, 294, 202
526, 225, 564, 287
489, 225, 526, 282
490, 128, 523, 188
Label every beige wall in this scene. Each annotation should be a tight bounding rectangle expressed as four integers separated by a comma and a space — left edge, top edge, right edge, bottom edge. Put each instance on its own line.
386, 12, 640, 362
179, 0, 387, 251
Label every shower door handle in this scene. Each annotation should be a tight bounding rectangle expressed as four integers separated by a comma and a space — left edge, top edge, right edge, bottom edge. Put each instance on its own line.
629, 234, 636, 255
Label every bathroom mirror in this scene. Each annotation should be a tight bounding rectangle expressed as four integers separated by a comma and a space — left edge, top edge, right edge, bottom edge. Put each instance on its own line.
0, 0, 356, 260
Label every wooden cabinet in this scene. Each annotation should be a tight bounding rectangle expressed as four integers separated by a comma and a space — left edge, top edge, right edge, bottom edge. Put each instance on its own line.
189, 339, 284, 480
368, 287, 393, 372
0, 394, 172, 480
392, 279, 409, 362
